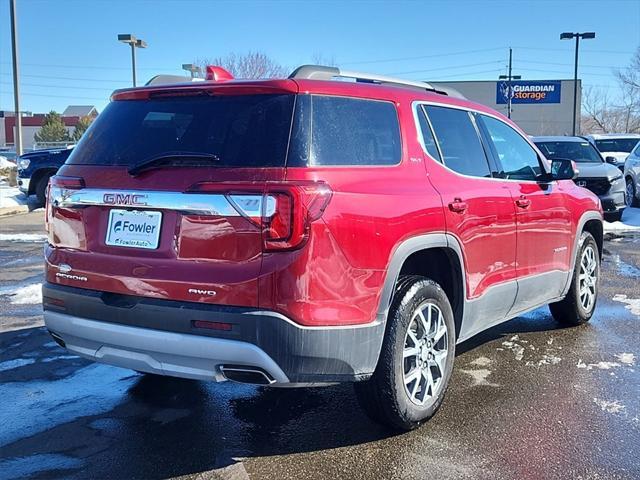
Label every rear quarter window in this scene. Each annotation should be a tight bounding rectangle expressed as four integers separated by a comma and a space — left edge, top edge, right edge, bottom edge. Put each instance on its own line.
288, 95, 401, 167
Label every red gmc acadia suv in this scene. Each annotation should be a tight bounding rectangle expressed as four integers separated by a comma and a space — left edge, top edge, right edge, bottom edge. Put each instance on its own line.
43, 65, 603, 430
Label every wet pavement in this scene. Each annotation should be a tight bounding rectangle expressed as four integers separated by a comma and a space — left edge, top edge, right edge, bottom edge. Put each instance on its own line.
1, 211, 639, 480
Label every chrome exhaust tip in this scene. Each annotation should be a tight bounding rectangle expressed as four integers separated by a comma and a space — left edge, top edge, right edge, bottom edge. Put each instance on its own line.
220, 365, 276, 385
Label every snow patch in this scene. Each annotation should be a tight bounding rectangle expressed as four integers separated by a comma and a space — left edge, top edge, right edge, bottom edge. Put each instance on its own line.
2, 283, 43, 305
577, 360, 621, 370
615, 353, 636, 365
0, 156, 15, 168
0, 233, 48, 242
501, 340, 525, 361
460, 368, 499, 387
0, 185, 26, 209
593, 398, 625, 414
612, 294, 640, 316
527, 354, 562, 367
603, 208, 640, 232
469, 356, 492, 367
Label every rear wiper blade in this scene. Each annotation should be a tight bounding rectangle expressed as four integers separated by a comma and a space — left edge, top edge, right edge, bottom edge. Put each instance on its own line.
128, 152, 220, 176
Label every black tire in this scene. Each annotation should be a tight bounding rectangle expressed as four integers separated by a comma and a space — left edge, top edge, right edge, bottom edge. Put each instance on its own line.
549, 232, 599, 326
35, 173, 52, 207
354, 275, 456, 431
626, 177, 639, 207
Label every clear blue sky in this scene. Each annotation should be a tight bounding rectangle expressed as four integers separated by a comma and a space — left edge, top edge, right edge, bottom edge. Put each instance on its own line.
1, 0, 639, 114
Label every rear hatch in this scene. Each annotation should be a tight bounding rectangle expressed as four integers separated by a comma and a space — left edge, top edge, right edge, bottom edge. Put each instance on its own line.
46, 83, 298, 307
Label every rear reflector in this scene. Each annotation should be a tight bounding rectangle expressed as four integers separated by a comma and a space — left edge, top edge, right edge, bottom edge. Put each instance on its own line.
192, 320, 233, 331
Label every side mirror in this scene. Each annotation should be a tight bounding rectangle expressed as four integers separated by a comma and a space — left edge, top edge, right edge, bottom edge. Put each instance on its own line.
605, 156, 618, 164
550, 158, 578, 180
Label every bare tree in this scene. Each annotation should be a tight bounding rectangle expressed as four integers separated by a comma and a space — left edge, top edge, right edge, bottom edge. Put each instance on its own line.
196, 52, 287, 79
616, 47, 640, 92
581, 47, 640, 134
311, 53, 337, 67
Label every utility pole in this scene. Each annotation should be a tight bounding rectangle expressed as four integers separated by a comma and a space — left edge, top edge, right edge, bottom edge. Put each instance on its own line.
560, 32, 595, 135
10, 0, 22, 156
499, 48, 521, 119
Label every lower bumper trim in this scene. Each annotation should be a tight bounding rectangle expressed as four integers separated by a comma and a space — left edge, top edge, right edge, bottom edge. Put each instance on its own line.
44, 311, 290, 383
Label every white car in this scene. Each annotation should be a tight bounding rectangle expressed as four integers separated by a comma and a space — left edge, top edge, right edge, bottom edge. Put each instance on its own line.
584, 134, 640, 171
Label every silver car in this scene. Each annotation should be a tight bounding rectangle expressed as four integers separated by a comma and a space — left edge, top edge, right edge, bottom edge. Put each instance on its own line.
584, 134, 640, 172
623, 140, 640, 207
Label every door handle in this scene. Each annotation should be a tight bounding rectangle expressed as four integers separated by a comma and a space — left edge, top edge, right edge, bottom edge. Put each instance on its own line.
515, 196, 531, 209
448, 198, 468, 213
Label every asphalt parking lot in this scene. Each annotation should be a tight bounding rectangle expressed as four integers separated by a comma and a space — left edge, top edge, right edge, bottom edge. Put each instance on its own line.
1, 211, 639, 480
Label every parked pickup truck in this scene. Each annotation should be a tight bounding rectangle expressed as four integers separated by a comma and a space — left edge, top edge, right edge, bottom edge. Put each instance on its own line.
17, 146, 74, 205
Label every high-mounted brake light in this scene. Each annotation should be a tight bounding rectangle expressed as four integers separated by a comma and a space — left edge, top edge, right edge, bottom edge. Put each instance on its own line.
205, 65, 234, 82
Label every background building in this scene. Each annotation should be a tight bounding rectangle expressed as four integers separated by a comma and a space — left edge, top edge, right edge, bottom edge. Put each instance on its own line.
431, 79, 580, 136
0, 106, 98, 150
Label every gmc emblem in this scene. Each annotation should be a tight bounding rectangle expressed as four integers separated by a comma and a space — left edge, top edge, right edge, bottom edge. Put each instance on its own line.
103, 193, 148, 206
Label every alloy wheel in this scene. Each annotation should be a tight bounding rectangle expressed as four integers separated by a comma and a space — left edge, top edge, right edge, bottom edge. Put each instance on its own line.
578, 245, 597, 312
403, 302, 448, 406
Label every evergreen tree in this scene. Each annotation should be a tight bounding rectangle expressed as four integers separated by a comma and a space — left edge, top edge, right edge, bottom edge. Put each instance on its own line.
34, 111, 70, 143
72, 115, 94, 142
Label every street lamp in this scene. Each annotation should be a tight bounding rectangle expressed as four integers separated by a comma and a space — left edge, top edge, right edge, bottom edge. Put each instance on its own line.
182, 64, 202, 78
560, 31, 595, 135
118, 34, 147, 87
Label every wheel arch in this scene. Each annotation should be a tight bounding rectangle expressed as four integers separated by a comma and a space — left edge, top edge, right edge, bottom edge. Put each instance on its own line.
377, 234, 466, 340
30, 168, 57, 196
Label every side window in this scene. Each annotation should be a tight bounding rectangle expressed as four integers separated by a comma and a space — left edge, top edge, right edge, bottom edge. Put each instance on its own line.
480, 115, 542, 181
416, 106, 441, 162
309, 96, 401, 166
424, 106, 491, 178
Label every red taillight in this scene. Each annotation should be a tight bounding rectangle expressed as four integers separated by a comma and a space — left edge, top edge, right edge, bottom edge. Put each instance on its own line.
264, 193, 292, 241
46, 176, 85, 235
186, 181, 332, 251
49, 175, 85, 189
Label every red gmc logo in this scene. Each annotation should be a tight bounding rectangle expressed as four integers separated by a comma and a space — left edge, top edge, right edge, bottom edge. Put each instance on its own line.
103, 193, 148, 206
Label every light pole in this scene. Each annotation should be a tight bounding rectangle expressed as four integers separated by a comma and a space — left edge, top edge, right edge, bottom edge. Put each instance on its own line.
182, 64, 202, 78
499, 48, 521, 119
10, 0, 22, 156
560, 31, 595, 135
118, 34, 147, 87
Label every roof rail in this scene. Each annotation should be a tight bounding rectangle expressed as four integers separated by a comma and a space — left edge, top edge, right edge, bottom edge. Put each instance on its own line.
289, 64, 465, 99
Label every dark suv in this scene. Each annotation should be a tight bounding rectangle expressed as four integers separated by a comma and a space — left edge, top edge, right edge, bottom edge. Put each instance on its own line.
533, 136, 626, 221
43, 65, 603, 430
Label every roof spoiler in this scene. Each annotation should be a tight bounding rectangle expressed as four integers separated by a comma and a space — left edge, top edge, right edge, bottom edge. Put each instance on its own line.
289, 64, 466, 99
145, 74, 205, 86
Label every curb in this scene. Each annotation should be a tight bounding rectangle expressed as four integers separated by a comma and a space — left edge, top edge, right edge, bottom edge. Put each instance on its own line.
0, 205, 29, 217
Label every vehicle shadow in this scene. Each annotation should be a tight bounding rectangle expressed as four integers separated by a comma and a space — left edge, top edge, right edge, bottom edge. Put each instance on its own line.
0, 308, 577, 479
455, 306, 572, 355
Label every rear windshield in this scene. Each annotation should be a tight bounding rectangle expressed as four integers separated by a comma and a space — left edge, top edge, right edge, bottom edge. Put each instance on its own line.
68, 94, 295, 167
67, 93, 402, 169
594, 138, 639, 153
535, 141, 602, 164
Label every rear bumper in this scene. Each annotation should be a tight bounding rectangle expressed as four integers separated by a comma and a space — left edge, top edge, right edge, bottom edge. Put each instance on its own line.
42, 283, 384, 384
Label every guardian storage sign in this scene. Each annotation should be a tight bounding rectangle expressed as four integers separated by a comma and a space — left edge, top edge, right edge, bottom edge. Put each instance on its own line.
497, 80, 562, 104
